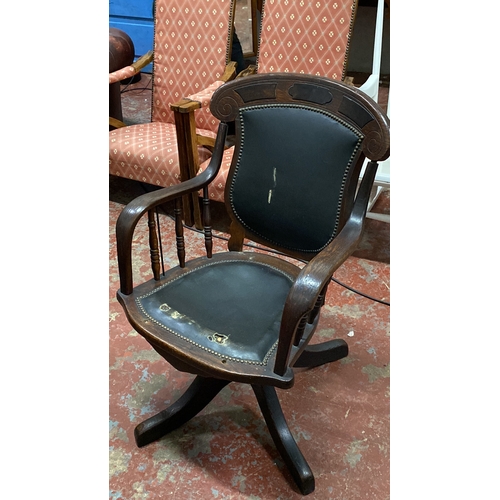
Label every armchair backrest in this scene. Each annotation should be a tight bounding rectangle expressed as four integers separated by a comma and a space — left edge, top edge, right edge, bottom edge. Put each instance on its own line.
210, 73, 389, 262
151, 0, 235, 127
257, 0, 358, 81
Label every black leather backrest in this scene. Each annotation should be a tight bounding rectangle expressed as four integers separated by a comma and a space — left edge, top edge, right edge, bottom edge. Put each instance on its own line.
228, 104, 363, 253
210, 73, 390, 258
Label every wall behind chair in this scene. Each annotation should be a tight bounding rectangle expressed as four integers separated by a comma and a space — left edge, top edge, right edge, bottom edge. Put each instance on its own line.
109, 0, 154, 73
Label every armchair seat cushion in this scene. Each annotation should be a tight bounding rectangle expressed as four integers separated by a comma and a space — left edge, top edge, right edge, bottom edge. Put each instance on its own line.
134, 253, 299, 366
110, 122, 215, 187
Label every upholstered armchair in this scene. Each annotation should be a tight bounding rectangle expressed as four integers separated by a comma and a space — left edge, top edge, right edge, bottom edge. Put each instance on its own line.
109, 0, 237, 227
180, 0, 385, 203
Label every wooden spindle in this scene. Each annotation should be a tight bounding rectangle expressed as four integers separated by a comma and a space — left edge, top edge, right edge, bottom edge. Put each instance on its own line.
293, 315, 309, 346
174, 198, 186, 268
155, 208, 166, 276
308, 282, 329, 324
147, 209, 161, 280
202, 186, 213, 258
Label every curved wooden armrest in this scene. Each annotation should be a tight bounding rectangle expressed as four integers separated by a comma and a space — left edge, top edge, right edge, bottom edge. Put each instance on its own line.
273, 160, 380, 375
170, 62, 236, 118
116, 123, 228, 295
169, 65, 235, 155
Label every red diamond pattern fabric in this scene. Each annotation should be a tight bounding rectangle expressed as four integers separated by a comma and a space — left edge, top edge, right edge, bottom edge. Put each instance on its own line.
203, 146, 234, 202
110, 123, 215, 186
187, 80, 227, 134
152, 0, 233, 127
257, 0, 357, 80
109, 0, 233, 188
199, 0, 358, 203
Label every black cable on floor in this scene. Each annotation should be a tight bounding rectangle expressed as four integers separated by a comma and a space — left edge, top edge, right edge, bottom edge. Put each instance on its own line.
120, 74, 152, 94
121, 86, 152, 94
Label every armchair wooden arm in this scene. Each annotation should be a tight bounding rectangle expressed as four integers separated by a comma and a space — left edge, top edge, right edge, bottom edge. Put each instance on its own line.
236, 64, 257, 78
116, 123, 228, 295
274, 160, 380, 375
109, 117, 127, 129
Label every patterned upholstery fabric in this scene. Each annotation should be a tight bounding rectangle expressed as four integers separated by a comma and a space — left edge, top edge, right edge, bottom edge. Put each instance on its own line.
109, 0, 233, 187
199, 0, 358, 203
199, 147, 234, 202
110, 123, 215, 186
257, 0, 356, 80
187, 80, 226, 134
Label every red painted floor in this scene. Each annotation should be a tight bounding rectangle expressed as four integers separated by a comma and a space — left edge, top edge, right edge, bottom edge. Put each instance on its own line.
109, 194, 390, 499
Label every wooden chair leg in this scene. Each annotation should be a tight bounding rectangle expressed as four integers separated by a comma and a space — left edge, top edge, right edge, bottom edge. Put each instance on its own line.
293, 339, 348, 369
134, 376, 229, 447
252, 384, 315, 495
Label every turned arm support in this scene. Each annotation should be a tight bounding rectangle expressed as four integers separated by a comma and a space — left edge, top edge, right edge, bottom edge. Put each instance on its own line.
116, 123, 228, 295
273, 160, 380, 376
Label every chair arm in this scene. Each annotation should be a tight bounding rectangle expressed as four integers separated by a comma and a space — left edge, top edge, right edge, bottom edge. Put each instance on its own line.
237, 65, 257, 78
184, 80, 226, 110
273, 160, 380, 376
109, 50, 154, 85
116, 123, 228, 295
170, 62, 237, 114
220, 61, 237, 82
169, 76, 233, 161
131, 51, 154, 72
109, 117, 127, 129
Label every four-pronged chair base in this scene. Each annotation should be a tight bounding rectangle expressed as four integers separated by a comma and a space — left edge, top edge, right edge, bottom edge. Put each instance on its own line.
133, 339, 348, 495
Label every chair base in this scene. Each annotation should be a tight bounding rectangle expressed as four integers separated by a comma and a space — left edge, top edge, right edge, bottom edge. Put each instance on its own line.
293, 339, 348, 368
133, 338, 348, 495
253, 384, 315, 495
134, 376, 229, 447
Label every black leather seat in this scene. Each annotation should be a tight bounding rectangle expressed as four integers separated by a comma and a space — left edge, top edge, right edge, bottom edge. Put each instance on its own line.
137, 254, 296, 367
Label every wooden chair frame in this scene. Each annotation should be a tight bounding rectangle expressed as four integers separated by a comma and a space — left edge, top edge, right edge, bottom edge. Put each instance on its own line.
109, 0, 239, 228
115, 73, 389, 495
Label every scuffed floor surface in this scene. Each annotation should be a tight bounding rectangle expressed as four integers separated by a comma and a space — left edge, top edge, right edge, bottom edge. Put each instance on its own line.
109, 197, 390, 499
